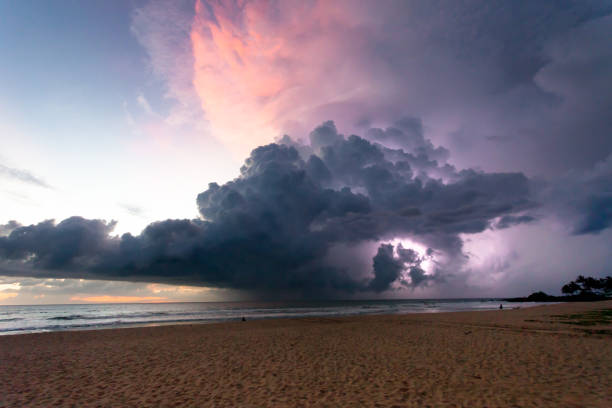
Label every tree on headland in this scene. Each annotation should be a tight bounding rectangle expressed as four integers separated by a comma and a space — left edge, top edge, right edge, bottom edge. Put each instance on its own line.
561, 275, 612, 297
508, 275, 611, 302
525, 291, 554, 301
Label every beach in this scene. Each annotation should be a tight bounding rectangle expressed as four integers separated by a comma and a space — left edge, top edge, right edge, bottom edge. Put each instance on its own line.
1, 301, 610, 407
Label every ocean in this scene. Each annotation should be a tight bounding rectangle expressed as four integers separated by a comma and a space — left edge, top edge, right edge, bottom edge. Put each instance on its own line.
0, 299, 539, 335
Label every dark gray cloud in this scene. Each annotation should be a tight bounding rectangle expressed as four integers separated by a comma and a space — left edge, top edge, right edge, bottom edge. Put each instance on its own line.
0, 221, 20, 236
0, 122, 538, 296
369, 244, 403, 292
0, 164, 51, 188
0, 218, 118, 270
494, 215, 536, 230
369, 243, 435, 292
541, 154, 612, 235
365, 117, 450, 165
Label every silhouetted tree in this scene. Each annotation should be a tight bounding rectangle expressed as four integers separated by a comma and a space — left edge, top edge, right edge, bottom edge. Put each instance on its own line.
561, 281, 581, 295
561, 276, 612, 297
527, 291, 553, 301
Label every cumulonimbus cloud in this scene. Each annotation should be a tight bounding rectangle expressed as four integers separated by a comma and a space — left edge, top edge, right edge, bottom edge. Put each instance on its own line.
0, 121, 539, 296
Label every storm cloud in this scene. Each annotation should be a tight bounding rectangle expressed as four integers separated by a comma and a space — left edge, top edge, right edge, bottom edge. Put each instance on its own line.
0, 122, 541, 296
0, 221, 20, 236
540, 154, 612, 235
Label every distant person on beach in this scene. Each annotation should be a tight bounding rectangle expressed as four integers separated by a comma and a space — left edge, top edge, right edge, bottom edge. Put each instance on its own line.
499, 304, 503, 310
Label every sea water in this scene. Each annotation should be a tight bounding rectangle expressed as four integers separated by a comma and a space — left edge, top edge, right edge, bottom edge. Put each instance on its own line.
0, 299, 539, 335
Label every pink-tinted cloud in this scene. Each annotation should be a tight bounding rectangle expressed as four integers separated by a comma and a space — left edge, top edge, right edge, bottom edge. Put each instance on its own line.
136, 1, 612, 177
189, 0, 400, 156
135, 1, 438, 158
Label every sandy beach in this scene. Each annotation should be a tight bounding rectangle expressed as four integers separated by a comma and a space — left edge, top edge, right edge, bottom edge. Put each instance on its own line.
1, 301, 611, 407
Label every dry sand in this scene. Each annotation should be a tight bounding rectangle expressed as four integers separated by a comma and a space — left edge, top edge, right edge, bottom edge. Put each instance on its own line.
1, 301, 611, 407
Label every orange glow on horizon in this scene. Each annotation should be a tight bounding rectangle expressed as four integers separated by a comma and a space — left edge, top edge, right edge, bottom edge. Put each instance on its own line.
70, 295, 169, 303
0, 292, 18, 301
146, 283, 209, 294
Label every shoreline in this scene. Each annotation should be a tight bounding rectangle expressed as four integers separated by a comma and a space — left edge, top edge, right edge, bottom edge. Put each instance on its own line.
0, 298, 544, 337
1, 308, 523, 338
1, 301, 611, 407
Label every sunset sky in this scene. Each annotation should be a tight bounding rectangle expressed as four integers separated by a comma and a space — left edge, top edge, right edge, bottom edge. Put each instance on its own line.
1, 0, 611, 304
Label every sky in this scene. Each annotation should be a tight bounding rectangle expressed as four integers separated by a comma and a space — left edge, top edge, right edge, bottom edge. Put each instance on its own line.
0, 0, 611, 304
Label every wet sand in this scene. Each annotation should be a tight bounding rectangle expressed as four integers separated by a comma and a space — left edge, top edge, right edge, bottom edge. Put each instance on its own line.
1, 300, 611, 407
